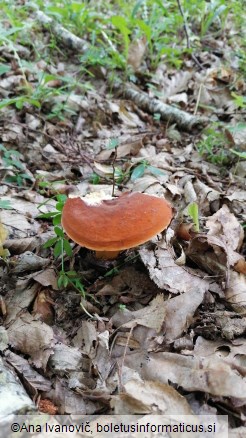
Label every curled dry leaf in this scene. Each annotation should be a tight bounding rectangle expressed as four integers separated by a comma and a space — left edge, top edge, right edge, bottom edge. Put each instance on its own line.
45, 379, 97, 415
96, 138, 143, 160
5, 350, 52, 396
187, 234, 229, 277
234, 258, 246, 275
4, 231, 56, 255
127, 36, 147, 71
225, 271, 246, 314
96, 266, 159, 298
4, 283, 39, 326
139, 240, 210, 294
91, 330, 111, 380
206, 204, 244, 252
176, 222, 194, 240
32, 291, 55, 325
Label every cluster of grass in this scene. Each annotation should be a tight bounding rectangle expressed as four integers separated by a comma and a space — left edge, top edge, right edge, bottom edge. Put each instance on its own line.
196, 122, 246, 166
1, 1, 245, 77
0, 0, 244, 122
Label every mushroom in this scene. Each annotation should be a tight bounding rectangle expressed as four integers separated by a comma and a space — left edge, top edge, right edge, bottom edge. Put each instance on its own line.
61, 191, 173, 259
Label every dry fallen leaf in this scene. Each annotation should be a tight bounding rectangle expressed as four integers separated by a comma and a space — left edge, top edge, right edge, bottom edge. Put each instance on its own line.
124, 351, 246, 399
206, 204, 244, 252
139, 239, 210, 294
225, 271, 246, 314
5, 350, 52, 396
112, 294, 166, 333
127, 36, 147, 71
0, 220, 9, 258
193, 336, 246, 374
112, 379, 194, 415
7, 312, 54, 369
10, 251, 50, 273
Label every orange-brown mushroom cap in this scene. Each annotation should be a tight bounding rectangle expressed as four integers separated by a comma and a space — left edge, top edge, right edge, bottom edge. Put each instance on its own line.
61, 192, 172, 252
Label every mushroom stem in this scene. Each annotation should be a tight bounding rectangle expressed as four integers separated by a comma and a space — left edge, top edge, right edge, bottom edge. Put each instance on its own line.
95, 250, 120, 260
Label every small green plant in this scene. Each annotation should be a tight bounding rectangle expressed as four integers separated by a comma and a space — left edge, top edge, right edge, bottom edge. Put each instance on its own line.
187, 202, 199, 232
197, 122, 246, 166
0, 144, 33, 186
118, 303, 127, 311
196, 128, 232, 165
231, 92, 246, 109
230, 149, 246, 160
130, 160, 166, 181
0, 200, 13, 209
38, 194, 86, 300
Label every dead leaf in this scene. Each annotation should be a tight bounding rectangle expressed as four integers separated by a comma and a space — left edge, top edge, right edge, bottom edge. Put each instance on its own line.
164, 288, 206, 341
10, 251, 50, 273
206, 204, 244, 252
32, 291, 55, 325
45, 378, 100, 414
124, 351, 246, 398
0, 221, 8, 244
96, 139, 143, 160
92, 330, 111, 380
5, 350, 52, 396
156, 71, 192, 103
49, 344, 84, 375
4, 231, 56, 254
194, 336, 246, 375
4, 282, 39, 326
225, 271, 246, 314
139, 239, 210, 294
96, 266, 159, 298
112, 295, 166, 333
112, 379, 194, 415
33, 267, 58, 290
72, 320, 97, 355
127, 36, 147, 71
7, 312, 54, 369
0, 220, 9, 258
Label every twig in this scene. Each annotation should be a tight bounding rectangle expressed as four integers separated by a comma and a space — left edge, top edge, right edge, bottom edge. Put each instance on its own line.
176, 0, 203, 70
111, 146, 118, 197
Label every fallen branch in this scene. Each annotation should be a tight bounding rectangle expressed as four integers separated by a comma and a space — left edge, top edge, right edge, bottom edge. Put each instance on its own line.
36, 11, 89, 52
114, 82, 208, 131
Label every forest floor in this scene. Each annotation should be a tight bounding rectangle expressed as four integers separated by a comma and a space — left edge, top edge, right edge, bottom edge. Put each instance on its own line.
0, 1, 246, 436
